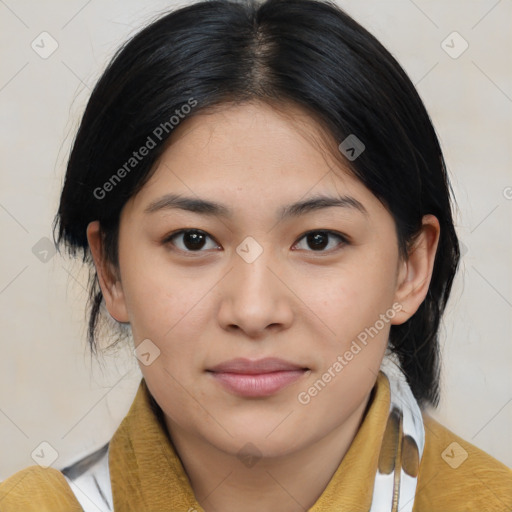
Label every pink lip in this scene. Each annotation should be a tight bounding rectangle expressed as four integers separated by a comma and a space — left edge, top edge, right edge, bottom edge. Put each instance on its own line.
207, 358, 309, 398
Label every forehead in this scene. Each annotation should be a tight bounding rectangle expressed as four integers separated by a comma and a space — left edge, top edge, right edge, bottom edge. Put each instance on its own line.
125, 100, 382, 219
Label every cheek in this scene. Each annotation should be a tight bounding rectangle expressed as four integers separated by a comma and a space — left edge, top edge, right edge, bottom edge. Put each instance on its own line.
119, 255, 218, 377
118, 251, 190, 345
305, 254, 398, 340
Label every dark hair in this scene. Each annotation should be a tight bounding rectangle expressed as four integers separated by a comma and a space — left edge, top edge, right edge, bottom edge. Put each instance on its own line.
53, 0, 460, 407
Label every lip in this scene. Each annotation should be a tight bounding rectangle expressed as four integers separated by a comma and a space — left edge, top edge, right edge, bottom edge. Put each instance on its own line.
207, 357, 310, 398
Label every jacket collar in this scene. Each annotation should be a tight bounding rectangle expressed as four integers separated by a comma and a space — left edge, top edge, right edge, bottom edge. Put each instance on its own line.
109, 372, 391, 511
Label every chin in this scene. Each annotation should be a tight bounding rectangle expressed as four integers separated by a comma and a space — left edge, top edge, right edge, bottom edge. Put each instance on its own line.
217, 425, 308, 459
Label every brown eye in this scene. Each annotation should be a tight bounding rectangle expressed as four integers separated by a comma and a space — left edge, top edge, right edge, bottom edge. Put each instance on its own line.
306, 232, 329, 250
165, 229, 220, 252
293, 230, 348, 252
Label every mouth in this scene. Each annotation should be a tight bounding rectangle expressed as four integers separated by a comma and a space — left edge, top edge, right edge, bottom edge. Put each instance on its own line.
206, 357, 310, 398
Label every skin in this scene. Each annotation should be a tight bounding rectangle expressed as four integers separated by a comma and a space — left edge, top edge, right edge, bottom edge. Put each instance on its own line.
87, 100, 440, 511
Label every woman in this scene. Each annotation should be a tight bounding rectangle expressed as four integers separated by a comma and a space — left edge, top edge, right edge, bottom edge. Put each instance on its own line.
1, 0, 510, 510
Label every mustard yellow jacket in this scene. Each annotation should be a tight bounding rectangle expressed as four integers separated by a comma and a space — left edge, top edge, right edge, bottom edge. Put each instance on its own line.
1, 373, 511, 511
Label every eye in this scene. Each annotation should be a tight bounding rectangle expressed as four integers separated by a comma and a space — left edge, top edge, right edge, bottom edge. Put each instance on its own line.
293, 230, 348, 252
163, 229, 348, 254
163, 229, 220, 253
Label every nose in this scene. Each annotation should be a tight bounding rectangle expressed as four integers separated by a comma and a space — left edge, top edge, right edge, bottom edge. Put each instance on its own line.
216, 246, 294, 339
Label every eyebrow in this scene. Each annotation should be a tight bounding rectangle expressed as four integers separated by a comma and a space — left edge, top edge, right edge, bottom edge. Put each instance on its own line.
143, 193, 368, 220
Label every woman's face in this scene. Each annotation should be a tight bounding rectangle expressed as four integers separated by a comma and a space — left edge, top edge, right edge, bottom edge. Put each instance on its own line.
90, 101, 430, 459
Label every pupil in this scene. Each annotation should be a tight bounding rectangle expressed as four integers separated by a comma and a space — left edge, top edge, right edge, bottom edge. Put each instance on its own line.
308, 232, 328, 250
184, 231, 205, 250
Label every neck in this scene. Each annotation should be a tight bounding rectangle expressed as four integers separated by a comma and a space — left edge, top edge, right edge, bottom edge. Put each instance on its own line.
164, 390, 373, 512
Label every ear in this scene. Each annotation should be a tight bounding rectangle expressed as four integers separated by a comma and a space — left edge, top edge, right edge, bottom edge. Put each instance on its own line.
86, 221, 130, 323
391, 214, 440, 325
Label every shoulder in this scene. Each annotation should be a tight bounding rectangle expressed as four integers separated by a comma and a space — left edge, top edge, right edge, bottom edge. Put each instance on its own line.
0, 465, 82, 511
413, 413, 512, 511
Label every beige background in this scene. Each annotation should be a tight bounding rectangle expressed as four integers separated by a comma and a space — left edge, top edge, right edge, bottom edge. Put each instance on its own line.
0, 0, 511, 480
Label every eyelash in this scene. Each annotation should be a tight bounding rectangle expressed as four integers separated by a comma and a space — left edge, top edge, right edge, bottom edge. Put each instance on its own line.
162, 229, 349, 255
